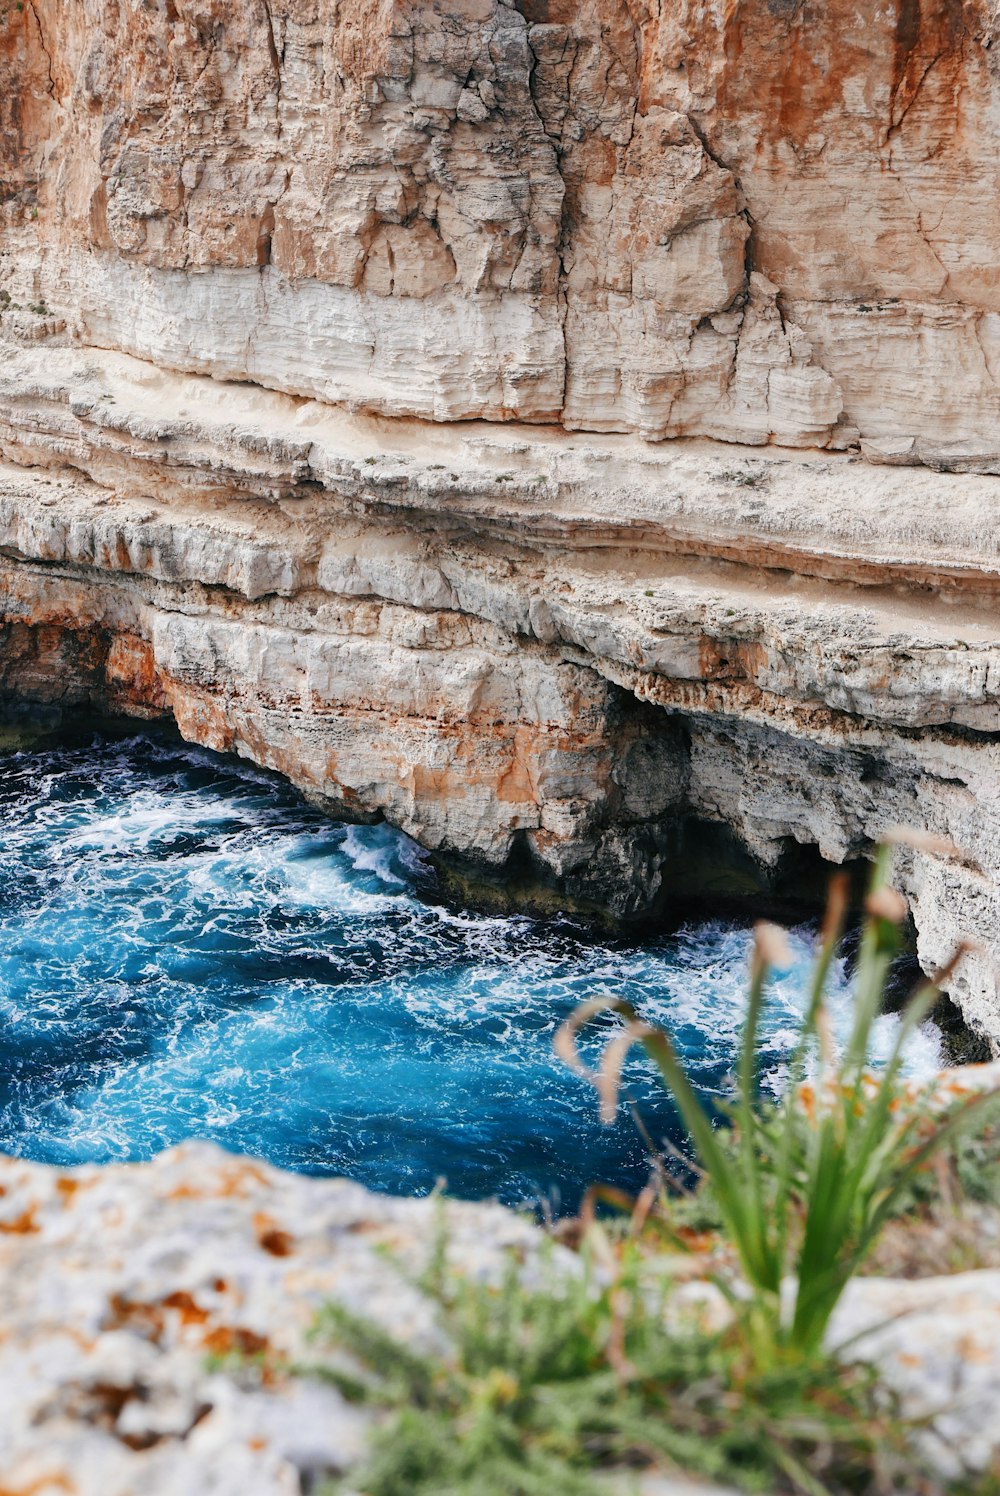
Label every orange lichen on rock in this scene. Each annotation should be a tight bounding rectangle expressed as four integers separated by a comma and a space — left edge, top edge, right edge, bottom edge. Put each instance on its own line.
1, 0, 997, 449
253, 1214, 296, 1258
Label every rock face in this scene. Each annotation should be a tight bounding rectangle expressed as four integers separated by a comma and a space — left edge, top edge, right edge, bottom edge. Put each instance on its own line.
1, 1139, 999, 1495
0, 1141, 539, 1494
3, 0, 1000, 461
1, 339, 1000, 1037
3, 3, 1000, 1039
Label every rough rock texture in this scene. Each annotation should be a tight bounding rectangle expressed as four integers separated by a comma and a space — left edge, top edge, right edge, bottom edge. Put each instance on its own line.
3, 1, 1000, 1034
1, 338, 1000, 1036
0, 1139, 997, 1495
0, 1141, 536, 1495
3, 0, 1000, 461
829, 1272, 1000, 1481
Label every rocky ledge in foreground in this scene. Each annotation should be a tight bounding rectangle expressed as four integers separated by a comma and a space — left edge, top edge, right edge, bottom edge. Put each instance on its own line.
0, 1140, 999, 1496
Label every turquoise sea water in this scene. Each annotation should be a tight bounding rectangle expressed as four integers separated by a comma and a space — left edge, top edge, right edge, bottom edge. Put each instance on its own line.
0, 736, 943, 1209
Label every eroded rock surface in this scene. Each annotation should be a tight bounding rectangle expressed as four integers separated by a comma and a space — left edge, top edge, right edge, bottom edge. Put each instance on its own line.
3, 0, 1000, 460
0, 1141, 539, 1495
3, 3, 1000, 1036
1, 339, 1000, 1037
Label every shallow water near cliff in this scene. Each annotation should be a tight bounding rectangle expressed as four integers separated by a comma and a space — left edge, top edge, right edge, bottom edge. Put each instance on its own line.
0, 735, 943, 1210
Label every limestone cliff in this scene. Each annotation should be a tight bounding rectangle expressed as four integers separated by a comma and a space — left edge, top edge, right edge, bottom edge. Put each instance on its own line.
2, 341, 1000, 1037
2, 2, 1000, 1041
4, 0, 1000, 460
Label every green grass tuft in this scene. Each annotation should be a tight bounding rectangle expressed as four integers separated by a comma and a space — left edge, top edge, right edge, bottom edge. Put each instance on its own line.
307, 1240, 924, 1496
559, 844, 1000, 1359
293, 839, 1000, 1496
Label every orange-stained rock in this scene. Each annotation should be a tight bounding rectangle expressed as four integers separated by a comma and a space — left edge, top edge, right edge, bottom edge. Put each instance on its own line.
2, 343, 1000, 1037
3, 0, 1000, 459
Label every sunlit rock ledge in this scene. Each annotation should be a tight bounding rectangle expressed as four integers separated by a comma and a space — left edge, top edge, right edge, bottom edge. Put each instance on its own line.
0, 1137, 997, 1495
1, 337, 1000, 1043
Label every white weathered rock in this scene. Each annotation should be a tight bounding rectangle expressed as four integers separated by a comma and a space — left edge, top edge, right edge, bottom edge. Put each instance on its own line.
0, 1142, 544, 1494
829, 1273, 1000, 1481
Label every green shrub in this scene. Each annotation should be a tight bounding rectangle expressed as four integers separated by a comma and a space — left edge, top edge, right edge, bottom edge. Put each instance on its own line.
308, 1237, 919, 1496
558, 843, 999, 1359
296, 841, 1000, 1495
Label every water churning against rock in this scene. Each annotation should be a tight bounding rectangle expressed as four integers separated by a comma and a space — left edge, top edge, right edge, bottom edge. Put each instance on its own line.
0, 736, 942, 1209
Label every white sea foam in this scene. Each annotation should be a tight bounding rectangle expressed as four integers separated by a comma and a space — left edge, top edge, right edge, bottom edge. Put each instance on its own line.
0, 735, 950, 1207
340, 824, 408, 886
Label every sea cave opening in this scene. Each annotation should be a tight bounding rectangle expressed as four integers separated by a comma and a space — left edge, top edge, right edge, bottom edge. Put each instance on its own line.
0, 704, 960, 1214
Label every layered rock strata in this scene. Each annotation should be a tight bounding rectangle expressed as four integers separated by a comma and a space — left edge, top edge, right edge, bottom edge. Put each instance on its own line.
4, 0, 1000, 463
1, 338, 1000, 1039
4, 0, 1000, 1038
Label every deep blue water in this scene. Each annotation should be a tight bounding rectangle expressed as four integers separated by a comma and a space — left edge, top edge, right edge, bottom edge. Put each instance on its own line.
0, 736, 943, 1209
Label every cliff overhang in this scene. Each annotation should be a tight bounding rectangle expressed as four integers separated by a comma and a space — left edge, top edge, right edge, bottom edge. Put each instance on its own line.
0, 337, 998, 1042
